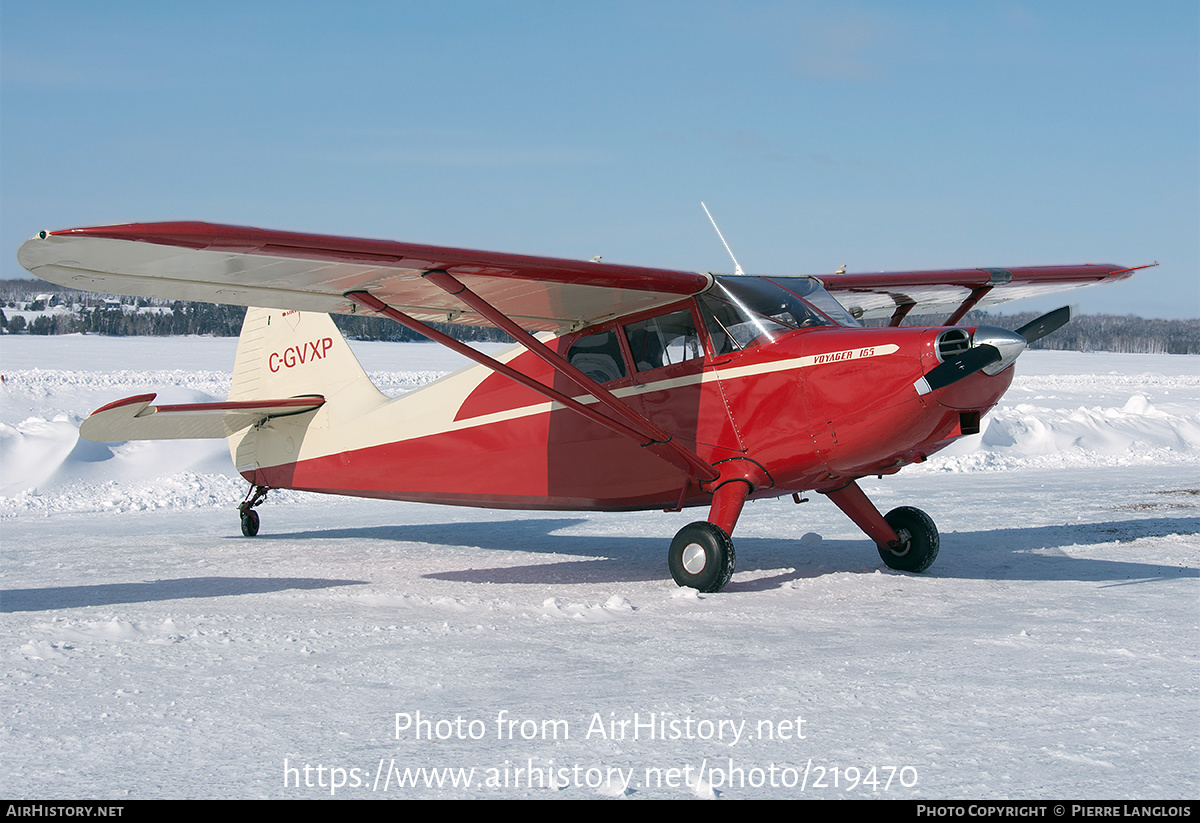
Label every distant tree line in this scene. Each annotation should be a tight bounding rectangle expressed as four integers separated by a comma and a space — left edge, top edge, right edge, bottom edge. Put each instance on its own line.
964, 310, 1198, 355
1, 279, 1196, 353
874, 310, 1200, 355
0, 280, 513, 344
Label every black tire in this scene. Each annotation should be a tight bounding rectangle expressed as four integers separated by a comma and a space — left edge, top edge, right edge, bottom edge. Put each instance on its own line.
240, 509, 260, 537
668, 522, 735, 592
879, 506, 938, 572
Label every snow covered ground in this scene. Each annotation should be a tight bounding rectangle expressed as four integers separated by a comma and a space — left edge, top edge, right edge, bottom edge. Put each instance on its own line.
1, 335, 1197, 799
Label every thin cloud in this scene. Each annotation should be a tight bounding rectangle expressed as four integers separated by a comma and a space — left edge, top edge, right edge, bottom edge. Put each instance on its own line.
790, 9, 897, 82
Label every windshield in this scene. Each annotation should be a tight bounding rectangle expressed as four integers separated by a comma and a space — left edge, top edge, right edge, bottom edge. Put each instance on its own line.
768, 276, 861, 328
698, 276, 857, 354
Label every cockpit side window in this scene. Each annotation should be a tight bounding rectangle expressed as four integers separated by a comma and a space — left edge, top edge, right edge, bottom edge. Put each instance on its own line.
566, 329, 627, 384
623, 308, 704, 372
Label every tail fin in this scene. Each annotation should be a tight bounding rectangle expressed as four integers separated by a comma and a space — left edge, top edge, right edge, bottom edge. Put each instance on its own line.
227, 308, 386, 478
229, 308, 384, 408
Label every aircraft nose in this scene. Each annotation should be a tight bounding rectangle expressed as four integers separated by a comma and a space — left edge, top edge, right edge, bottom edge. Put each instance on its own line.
971, 326, 1027, 375
913, 325, 1028, 396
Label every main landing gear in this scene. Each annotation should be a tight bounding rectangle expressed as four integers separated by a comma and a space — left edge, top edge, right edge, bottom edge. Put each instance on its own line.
668, 522, 735, 593
668, 477, 940, 593
238, 484, 270, 537
879, 505, 939, 573
822, 481, 939, 573
668, 479, 749, 592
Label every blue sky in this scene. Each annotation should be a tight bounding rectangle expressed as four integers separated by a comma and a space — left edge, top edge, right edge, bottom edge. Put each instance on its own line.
2, 1, 1196, 318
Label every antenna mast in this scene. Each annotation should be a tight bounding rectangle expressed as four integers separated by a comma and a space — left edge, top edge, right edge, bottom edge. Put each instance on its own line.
700, 202, 745, 276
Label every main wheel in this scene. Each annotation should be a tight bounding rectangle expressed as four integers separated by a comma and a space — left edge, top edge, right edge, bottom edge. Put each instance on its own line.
879, 506, 938, 572
240, 509, 260, 537
668, 522, 735, 592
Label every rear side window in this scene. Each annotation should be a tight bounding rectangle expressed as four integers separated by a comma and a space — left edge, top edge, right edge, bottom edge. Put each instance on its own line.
566, 329, 627, 383
623, 309, 704, 372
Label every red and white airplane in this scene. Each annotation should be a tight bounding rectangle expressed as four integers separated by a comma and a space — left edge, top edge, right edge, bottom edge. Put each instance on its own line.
18, 222, 1145, 591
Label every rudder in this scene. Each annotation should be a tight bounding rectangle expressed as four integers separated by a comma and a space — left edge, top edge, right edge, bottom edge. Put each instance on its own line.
229, 307, 383, 407
227, 308, 386, 480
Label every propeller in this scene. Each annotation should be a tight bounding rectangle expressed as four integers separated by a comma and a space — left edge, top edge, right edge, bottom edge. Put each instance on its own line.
913, 306, 1071, 397
1013, 305, 1072, 344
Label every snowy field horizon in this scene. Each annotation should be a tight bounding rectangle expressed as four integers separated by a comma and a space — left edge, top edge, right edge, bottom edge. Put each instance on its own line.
1, 335, 1196, 799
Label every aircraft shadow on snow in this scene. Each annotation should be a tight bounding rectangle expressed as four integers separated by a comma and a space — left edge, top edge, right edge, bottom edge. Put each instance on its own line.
253, 514, 1199, 592
5, 516, 1191, 609
0, 576, 367, 613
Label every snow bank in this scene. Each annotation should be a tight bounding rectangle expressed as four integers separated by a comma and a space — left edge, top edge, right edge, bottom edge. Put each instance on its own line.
925, 392, 1200, 472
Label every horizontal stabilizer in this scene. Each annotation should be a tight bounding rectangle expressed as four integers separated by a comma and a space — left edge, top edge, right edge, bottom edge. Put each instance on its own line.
80, 393, 325, 442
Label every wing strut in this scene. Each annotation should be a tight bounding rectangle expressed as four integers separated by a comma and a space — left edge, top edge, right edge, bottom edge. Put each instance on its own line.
343, 289, 720, 483
888, 302, 916, 327
943, 286, 993, 326
421, 269, 719, 473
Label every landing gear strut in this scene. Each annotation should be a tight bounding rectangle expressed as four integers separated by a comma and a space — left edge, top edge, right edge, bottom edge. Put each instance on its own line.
821, 480, 939, 573
238, 484, 270, 537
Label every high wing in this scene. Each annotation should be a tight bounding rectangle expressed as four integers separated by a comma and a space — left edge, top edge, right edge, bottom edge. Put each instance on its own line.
820, 264, 1145, 325
18, 222, 712, 333
19, 222, 1142, 332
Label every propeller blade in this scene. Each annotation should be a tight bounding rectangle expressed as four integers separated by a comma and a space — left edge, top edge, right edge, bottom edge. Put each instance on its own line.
914, 345, 1002, 396
1014, 306, 1072, 344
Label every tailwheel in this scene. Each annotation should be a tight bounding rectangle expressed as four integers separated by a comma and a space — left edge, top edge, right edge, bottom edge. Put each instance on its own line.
238, 484, 270, 537
668, 522, 736, 592
240, 509, 260, 537
879, 506, 939, 572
